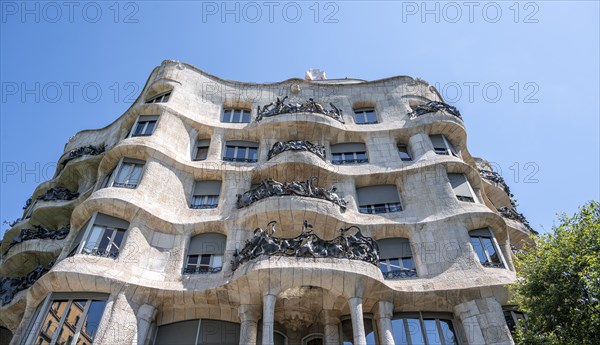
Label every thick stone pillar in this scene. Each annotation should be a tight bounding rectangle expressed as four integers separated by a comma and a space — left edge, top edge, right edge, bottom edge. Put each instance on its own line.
348, 297, 366, 345
262, 294, 277, 345
454, 298, 514, 345
321, 310, 341, 345
135, 303, 157, 345
375, 301, 395, 345
239, 305, 261, 345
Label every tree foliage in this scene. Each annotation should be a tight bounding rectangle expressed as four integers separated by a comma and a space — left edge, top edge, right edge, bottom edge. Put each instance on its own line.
511, 201, 600, 345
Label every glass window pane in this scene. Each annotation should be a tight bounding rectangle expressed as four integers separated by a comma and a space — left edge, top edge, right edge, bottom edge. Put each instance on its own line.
424, 319, 442, 345
76, 300, 106, 344
482, 237, 500, 263
110, 230, 125, 255
212, 255, 223, 268
391, 319, 410, 345
132, 123, 145, 136
470, 237, 487, 264
83, 226, 103, 254
242, 111, 251, 123
222, 110, 231, 123
35, 301, 67, 343
196, 147, 209, 160
439, 320, 458, 345
225, 146, 235, 160
114, 164, 133, 185
406, 318, 425, 345
402, 258, 415, 270
248, 148, 258, 161
232, 110, 241, 123
127, 165, 143, 186
97, 229, 114, 255
356, 152, 367, 162
366, 111, 377, 123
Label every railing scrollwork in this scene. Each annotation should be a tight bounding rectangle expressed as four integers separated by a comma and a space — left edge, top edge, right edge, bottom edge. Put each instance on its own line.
1, 261, 53, 306
408, 101, 462, 119
268, 140, 326, 160
256, 96, 344, 123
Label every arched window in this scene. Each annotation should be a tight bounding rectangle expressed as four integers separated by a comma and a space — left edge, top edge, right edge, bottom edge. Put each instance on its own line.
184, 233, 226, 274
378, 238, 416, 279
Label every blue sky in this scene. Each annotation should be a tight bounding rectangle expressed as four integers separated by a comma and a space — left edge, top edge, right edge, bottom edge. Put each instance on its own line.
1, 1, 599, 236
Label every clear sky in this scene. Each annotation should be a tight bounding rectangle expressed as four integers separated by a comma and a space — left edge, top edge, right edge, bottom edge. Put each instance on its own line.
1, 1, 599, 236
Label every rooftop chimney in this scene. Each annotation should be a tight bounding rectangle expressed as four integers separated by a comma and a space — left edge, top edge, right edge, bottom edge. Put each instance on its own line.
305, 69, 326, 81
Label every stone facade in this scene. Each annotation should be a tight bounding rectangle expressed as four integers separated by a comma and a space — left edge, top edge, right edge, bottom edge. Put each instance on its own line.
0, 60, 534, 345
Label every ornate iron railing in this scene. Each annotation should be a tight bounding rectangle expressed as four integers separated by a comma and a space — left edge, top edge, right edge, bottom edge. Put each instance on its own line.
408, 101, 462, 119
23, 187, 80, 213
183, 266, 222, 274
256, 96, 344, 123
232, 221, 379, 271
236, 177, 347, 210
498, 207, 533, 232
1, 261, 53, 306
382, 268, 417, 279
3, 225, 70, 255
61, 144, 105, 166
268, 140, 326, 161
479, 169, 513, 198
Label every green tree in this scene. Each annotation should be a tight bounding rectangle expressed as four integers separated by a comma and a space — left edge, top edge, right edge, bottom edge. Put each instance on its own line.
511, 201, 600, 345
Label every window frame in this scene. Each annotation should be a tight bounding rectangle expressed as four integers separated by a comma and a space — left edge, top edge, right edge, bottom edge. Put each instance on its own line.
223, 142, 259, 163
129, 115, 159, 138
447, 173, 478, 203
20, 292, 109, 345
145, 91, 171, 104
221, 108, 251, 123
391, 312, 459, 345
353, 108, 378, 124
183, 233, 226, 275
469, 228, 507, 269
397, 143, 413, 162
193, 139, 210, 161
330, 143, 369, 165
357, 185, 403, 214
69, 212, 130, 259
105, 158, 146, 189
430, 134, 460, 158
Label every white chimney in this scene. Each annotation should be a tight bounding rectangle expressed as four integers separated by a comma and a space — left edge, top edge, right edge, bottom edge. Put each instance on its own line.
305, 69, 327, 81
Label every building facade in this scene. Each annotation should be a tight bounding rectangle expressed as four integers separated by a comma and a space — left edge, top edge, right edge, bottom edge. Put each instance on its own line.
0, 61, 534, 345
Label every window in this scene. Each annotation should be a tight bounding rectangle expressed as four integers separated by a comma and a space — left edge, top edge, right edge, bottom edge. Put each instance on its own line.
330, 143, 368, 165
353, 108, 377, 124
398, 144, 412, 161
154, 319, 240, 345
341, 318, 376, 345
429, 134, 459, 157
378, 238, 416, 279
503, 308, 526, 336
447, 173, 477, 203
222, 108, 251, 123
223, 141, 259, 163
194, 139, 210, 161
391, 313, 458, 345
131, 115, 159, 137
111, 158, 145, 189
21, 293, 108, 345
146, 92, 171, 103
470, 228, 505, 268
357, 185, 402, 214
191, 181, 221, 209
184, 233, 225, 274
67, 213, 130, 259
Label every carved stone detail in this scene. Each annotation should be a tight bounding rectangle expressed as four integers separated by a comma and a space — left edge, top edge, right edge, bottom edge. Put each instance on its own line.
236, 177, 347, 210
232, 221, 380, 271
408, 101, 462, 119
1, 261, 53, 306
3, 225, 70, 255
267, 140, 326, 161
256, 96, 344, 123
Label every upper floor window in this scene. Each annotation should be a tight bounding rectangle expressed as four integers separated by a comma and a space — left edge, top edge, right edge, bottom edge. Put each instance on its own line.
131, 115, 159, 137
429, 134, 459, 157
107, 158, 145, 189
378, 238, 416, 279
353, 108, 378, 124
146, 92, 171, 104
223, 141, 258, 163
447, 173, 476, 203
194, 139, 210, 161
191, 181, 221, 209
357, 185, 402, 214
222, 108, 251, 123
67, 213, 130, 259
20, 293, 108, 345
391, 312, 458, 345
330, 143, 368, 165
184, 233, 225, 274
470, 228, 505, 268
398, 143, 412, 161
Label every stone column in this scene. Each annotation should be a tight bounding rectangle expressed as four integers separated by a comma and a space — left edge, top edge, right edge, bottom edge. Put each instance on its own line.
321, 310, 341, 345
348, 297, 366, 345
262, 294, 277, 345
239, 304, 261, 345
454, 298, 514, 345
375, 301, 395, 345
135, 303, 157, 345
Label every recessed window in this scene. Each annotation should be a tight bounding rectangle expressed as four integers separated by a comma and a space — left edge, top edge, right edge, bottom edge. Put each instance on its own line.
67, 213, 130, 259
194, 139, 210, 161
398, 143, 412, 161
110, 158, 145, 189
145, 92, 171, 103
357, 185, 402, 214
184, 233, 225, 274
21, 293, 108, 345
503, 308, 526, 336
222, 108, 251, 123
429, 134, 459, 157
223, 141, 259, 163
330, 143, 368, 165
191, 181, 221, 209
378, 238, 416, 279
353, 108, 378, 124
448, 173, 477, 203
131, 115, 159, 137
470, 228, 505, 268
391, 313, 458, 345
154, 319, 240, 345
